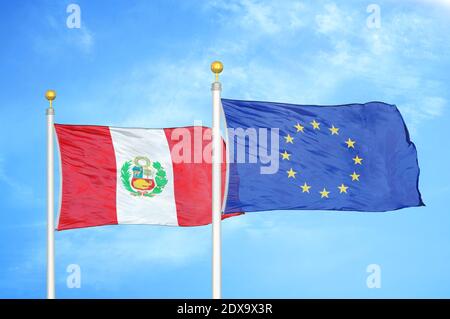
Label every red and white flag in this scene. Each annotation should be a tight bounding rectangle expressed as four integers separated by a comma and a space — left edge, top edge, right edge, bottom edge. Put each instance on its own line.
55, 124, 238, 230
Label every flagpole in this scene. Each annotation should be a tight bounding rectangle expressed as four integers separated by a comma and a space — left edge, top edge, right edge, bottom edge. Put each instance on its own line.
211, 61, 223, 299
45, 90, 56, 299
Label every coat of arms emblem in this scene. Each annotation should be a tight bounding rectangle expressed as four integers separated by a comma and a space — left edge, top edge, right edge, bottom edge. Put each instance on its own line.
120, 156, 168, 197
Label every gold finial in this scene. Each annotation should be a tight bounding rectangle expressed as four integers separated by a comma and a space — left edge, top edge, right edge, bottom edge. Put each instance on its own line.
211, 61, 223, 82
45, 90, 56, 108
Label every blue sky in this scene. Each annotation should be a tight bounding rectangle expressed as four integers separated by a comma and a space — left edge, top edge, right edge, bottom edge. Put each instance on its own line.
1, 0, 450, 298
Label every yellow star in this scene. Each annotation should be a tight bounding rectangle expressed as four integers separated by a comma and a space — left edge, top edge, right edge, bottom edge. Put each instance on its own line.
338, 184, 348, 193
345, 138, 356, 148
350, 172, 360, 181
300, 182, 311, 193
284, 134, 294, 144
329, 125, 339, 135
310, 120, 320, 130
353, 155, 363, 165
281, 150, 291, 160
287, 168, 297, 178
319, 188, 330, 198
294, 123, 305, 133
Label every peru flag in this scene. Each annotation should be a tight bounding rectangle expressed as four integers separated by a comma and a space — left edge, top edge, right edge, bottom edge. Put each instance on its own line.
54, 124, 237, 230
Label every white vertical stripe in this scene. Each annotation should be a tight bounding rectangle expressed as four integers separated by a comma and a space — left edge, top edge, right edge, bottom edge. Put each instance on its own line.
110, 127, 178, 226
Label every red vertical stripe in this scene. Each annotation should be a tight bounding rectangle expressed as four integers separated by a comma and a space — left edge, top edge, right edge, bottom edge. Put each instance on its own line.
164, 126, 239, 226
55, 124, 118, 230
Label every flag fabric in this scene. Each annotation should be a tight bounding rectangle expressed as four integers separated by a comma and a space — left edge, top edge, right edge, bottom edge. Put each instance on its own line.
222, 99, 424, 213
55, 124, 238, 230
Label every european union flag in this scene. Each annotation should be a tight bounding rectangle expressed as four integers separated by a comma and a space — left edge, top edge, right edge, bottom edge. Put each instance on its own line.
222, 99, 424, 213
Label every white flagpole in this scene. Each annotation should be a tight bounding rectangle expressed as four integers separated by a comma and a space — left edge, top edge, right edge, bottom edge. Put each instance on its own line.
211, 61, 223, 299
45, 90, 56, 299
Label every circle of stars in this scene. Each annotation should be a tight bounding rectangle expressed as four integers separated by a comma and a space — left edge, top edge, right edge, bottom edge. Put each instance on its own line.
280, 120, 363, 200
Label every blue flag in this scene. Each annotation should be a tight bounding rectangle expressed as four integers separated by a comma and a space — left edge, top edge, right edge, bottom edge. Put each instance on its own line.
222, 99, 424, 213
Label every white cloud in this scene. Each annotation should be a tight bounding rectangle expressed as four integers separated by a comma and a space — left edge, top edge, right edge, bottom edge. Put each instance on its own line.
417, 0, 450, 8
401, 96, 447, 130
75, 27, 94, 53
75, 1, 440, 133
423, 97, 447, 117
315, 3, 352, 34
32, 14, 94, 56
206, 0, 306, 35
87, 1, 449, 136
0, 156, 36, 205
116, 58, 212, 127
